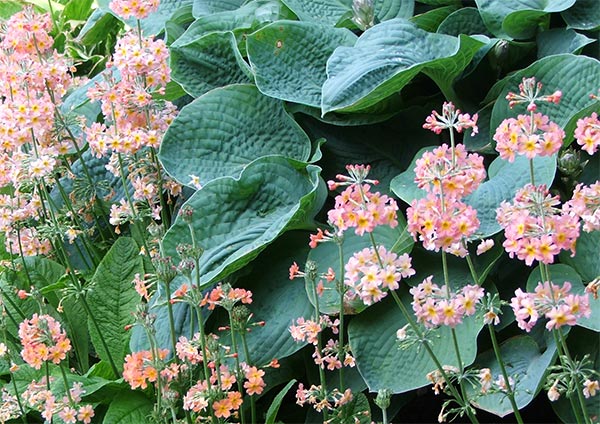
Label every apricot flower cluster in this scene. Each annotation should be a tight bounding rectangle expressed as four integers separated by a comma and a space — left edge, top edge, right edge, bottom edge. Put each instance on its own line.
574, 112, 600, 155
18, 314, 72, 369
511, 281, 591, 332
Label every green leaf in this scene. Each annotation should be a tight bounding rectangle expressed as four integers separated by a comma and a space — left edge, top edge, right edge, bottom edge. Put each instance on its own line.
87, 237, 144, 373
391, 150, 557, 238
280, 0, 350, 26
307, 222, 413, 315
103, 391, 153, 424
193, 0, 246, 17
528, 264, 600, 332
159, 84, 312, 187
348, 287, 484, 393
247, 20, 357, 107
490, 55, 600, 149
321, 19, 483, 113
374, 0, 415, 21
536, 28, 594, 58
562, 0, 600, 30
437, 7, 490, 35
265, 379, 297, 424
170, 31, 251, 98
468, 335, 557, 417
561, 230, 600, 283
63, 0, 93, 21
410, 5, 460, 32
0, 1, 23, 18
77, 8, 122, 46
464, 103, 495, 153
474, 0, 576, 39
161, 157, 325, 288
173, 1, 289, 47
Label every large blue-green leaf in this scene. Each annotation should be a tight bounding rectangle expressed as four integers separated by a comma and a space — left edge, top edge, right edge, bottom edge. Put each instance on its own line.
528, 264, 600, 332
536, 28, 594, 58
161, 157, 325, 288
159, 84, 312, 187
490, 55, 600, 148
321, 19, 483, 113
170, 31, 251, 97
437, 7, 489, 35
348, 287, 484, 393
247, 20, 357, 107
560, 230, 600, 283
475, 0, 576, 39
193, 0, 246, 17
390, 149, 557, 237
410, 5, 459, 32
561, 0, 600, 30
468, 335, 557, 417
87, 237, 144, 374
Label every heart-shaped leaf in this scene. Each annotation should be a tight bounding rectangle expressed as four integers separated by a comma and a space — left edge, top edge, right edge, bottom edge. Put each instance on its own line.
247, 20, 357, 107
561, 0, 600, 31
560, 230, 600, 283
321, 19, 483, 113
468, 335, 557, 417
170, 31, 251, 98
475, 0, 576, 39
410, 5, 459, 32
348, 287, 484, 393
159, 84, 312, 187
193, 0, 246, 17
161, 157, 325, 288
536, 28, 594, 58
437, 7, 490, 35
527, 264, 600, 332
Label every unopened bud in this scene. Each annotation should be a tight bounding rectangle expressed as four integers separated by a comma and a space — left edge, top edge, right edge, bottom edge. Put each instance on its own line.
352, 0, 375, 30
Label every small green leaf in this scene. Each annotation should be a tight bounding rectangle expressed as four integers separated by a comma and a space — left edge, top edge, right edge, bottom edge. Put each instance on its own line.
265, 379, 297, 424
321, 19, 483, 113
170, 31, 251, 97
348, 287, 484, 393
103, 391, 153, 424
475, 0, 576, 39
161, 157, 325, 288
468, 335, 557, 417
537, 28, 594, 58
159, 84, 312, 187
63, 0, 93, 21
490, 55, 600, 149
87, 237, 144, 373
247, 20, 357, 107
561, 0, 600, 30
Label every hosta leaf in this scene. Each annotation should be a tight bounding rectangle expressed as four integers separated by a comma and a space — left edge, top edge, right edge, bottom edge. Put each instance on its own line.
87, 237, 144, 374
348, 287, 484, 393
173, 1, 288, 47
193, 0, 246, 17
247, 20, 357, 107
103, 391, 153, 424
170, 31, 251, 98
390, 148, 556, 237
560, 230, 600, 283
490, 55, 600, 148
161, 157, 325, 288
528, 264, 600, 332
437, 7, 489, 36
468, 335, 557, 417
536, 28, 594, 58
474, 0, 576, 39
410, 5, 459, 32
562, 0, 600, 30
306, 222, 413, 315
321, 19, 483, 114
374, 0, 415, 21
159, 84, 312, 187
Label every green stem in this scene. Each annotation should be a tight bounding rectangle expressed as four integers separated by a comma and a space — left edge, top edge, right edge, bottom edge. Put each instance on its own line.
382, 406, 388, 424
337, 242, 345, 392
557, 329, 591, 424
529, 159, 536, 186
163, 280, 179, 361
10, 371, 28, 424
240, 332, 257, 424
59, 362, 74, 405
309, 273, 328, 422
228, 311, 246, 424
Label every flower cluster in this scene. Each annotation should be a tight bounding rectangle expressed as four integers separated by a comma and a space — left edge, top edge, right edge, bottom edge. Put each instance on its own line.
410, 276, 485, 328
505, 76, 562, 111
423, 102, 479, 136
202, 283, 253, 311
344, 245, 415, 305
496, 184, 580, 265
22, 379, 94, 423
565, 182, 600, 232
511, 281, 591, 332
109, 0, 160, 20
122, 348, 171, 390
494, 112, 565, 162
574, 112, 600, 155
290, 315, 339, 346
295, 383, 353, 413
18, 314, 72, 369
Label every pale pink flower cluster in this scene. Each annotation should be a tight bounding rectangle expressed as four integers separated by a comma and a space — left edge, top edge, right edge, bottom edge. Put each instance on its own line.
296, 383, 353, 413
565, 182, 600, 232
23, 379, 94, 423
18, 314, 72, 369
414, 144, 486, 198
313, 339, 356, 371
0, 388, 21, 422
176, 334, 203, 365
289, 315, 339, 345
109, 0, 160, 20
496, 184, 580, 266
344, 245, 415, 305
574, 112, 600, 155
505, 76, 562, 111
494, 112, 565, 162
0, 7, 53, 55
511, 281, 591, 332
410, 276, 485, 328
123, 348, 170, 390
423, 102, 478, 136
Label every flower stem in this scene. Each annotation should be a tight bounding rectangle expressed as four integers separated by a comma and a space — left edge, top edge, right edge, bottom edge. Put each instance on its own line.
240, 332, 257, 424
228, 310, 246, 424
337, 241, 345, 392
